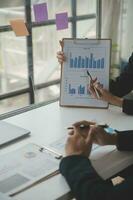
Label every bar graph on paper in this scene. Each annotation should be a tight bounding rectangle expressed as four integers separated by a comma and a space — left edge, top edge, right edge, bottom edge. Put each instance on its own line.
60, 39, 111, 107
69, 48, 105, 70
68, 84, 90, 95
70, 55, 104, 69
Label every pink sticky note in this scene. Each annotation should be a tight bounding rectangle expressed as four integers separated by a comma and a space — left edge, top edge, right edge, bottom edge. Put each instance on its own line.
33, 3, 48, 23
56, 12, 68, 30
10, 19, 29, 36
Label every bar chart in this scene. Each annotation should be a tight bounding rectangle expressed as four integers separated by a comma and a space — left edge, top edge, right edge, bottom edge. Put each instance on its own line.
68, 84, 90, 95
70, 53, 104, 69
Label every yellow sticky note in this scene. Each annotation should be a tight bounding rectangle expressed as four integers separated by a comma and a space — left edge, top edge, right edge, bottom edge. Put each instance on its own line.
10, 19, 29, 36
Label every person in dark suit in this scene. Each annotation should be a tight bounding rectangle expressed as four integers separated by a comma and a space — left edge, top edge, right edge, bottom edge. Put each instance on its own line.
59, 121, 133, 200
88, 53, 133, 115
57, 51, 133, 115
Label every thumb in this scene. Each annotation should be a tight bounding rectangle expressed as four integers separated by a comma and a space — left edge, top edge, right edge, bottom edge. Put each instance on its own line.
59, 40, 64, 49
94, 83, 104, 95
85, 130, 93, 145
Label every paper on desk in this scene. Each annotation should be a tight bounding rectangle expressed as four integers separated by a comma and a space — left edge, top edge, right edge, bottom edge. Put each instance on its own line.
0, 143, 59, 195
45, 136, 108, 157
46, 136, 133, 180
0, 192, 11, 200
91, 147, 133, 179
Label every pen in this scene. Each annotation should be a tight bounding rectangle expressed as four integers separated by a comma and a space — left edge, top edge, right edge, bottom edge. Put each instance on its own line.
67, 124, 108, 130
87, 70, 100, 98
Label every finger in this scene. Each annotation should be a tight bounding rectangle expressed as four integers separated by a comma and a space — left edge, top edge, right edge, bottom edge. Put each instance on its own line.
58, 59, 63, 64
57, 54, 66, 62
89, 80, 100, 98
57, 51, 65, 58
85, 127, 95, 144
88, 85, 97, 98
57, 53, 65, 59
73, 120, 95, 127
72, 126, 81, 136
90, 77, 97, 84
72, 123, 91, 140
59, 40, 64, 48
68, 129, 74, 136
66, 135, 73, 144
94, 82, 102, 90
57, 51, 64, 55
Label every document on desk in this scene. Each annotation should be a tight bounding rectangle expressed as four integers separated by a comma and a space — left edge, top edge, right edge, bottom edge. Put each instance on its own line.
44, 126, 116, 156
45, 135, 102, 156
0, 192, 12, 200
0, 143, 59, 195
45, 129, 133, 180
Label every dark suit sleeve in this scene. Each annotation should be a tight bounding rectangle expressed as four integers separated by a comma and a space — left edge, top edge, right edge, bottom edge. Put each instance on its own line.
110, 53, 133, 97
60, 155, 133, 200
122, 99, 133, 115
117, 130, 133, 151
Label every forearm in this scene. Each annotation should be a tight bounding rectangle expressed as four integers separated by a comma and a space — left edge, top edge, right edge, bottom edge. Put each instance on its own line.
122, 99, 133, 115
60, 155, 133, 200
106, 130, 133, 151
108, 95, 133, 115
116, 130, 133, 151
108, 95, 123, 107
60, 155, 112, 200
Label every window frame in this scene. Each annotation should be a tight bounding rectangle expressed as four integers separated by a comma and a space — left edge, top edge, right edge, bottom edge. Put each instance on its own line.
0, 0, 102, 110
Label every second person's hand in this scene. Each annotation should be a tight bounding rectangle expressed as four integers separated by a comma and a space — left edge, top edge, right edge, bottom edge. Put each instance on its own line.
89, 125, 118, 146
57, 51, 65, 64
65, 121, 95, 157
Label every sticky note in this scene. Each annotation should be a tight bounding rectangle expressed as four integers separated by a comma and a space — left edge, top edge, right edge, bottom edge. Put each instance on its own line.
33, 3, 48, 23
56, 12, 68, 30
10, 19, 29, 36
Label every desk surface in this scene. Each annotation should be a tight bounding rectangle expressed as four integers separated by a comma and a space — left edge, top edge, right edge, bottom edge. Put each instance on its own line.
1, 101, 133, 200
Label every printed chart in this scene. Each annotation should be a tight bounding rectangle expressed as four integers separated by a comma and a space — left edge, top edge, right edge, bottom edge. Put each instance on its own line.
60, 39, 111, 108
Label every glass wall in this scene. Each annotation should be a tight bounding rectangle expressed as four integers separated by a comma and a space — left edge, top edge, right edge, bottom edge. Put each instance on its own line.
0, 0, 97, 114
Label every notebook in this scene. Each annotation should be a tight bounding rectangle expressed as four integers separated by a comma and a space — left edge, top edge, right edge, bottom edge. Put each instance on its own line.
0, 121, 30, 147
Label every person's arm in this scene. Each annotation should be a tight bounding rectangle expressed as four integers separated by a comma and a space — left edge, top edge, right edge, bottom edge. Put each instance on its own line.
117, 130, 133, 151
89, 82, 133, 115
60, 155, 133, 200
89, 81, 124, 107
88, 125, 133, 151
60, 122, 133, 200
122, 99, 133, 115
110, 53, 133, 97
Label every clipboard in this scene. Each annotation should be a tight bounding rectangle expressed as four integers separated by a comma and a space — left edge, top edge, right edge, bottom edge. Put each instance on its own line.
60, 38, 111, 108
0, 143, 60, 196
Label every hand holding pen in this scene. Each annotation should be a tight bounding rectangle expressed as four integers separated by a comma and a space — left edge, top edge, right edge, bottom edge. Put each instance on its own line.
87, 70, 101, 99
66, 121, 117, 147
67, 120, 108, 139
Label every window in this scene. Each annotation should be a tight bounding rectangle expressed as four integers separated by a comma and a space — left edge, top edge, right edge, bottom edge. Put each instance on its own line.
0, 0, 99, 115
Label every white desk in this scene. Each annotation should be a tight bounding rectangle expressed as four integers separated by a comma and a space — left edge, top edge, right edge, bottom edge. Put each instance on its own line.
0, 101, 133, 200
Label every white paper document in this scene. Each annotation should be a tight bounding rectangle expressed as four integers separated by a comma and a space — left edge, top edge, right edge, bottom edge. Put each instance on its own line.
0, 193, 11, 200
45, 135, 99, 157
0, 143, 59, 195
